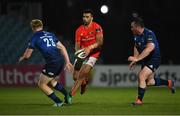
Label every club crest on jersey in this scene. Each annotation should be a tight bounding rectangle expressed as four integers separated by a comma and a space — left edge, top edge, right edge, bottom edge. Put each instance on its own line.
89, 31, 94, 34
96, 28, 101, 32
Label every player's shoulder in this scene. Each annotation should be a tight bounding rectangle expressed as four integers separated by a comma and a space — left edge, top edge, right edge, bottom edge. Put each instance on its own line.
144, 28, 155, 35
92, 22, 102, 28
144, 28, 157, 42
31, 31, 42, 39
76, 25, 84, 33
33, 31, 45, 37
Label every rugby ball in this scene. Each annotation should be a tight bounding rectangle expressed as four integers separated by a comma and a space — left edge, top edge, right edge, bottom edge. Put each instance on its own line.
75, 49, 86, 59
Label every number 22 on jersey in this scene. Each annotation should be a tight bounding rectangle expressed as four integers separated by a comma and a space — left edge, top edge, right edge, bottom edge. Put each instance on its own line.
43, 38, 56, 47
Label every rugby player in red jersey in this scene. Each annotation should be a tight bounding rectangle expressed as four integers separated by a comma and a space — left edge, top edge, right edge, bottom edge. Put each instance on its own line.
71, 9, 103, 96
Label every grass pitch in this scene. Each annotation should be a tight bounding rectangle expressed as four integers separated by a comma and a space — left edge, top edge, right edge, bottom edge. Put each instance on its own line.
0, 87, 179, 115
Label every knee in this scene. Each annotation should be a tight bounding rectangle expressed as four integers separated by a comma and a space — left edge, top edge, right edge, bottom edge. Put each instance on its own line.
50, 80, 57, 87
38, 80, 45, 88
147, 79, 155, 86
73, 73, 78, 81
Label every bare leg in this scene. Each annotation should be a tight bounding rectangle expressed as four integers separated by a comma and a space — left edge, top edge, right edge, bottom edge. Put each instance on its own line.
135, 66, 153, 104
71, 64, 92, 96
38, 73, 62, 105
38, 73, 54, 95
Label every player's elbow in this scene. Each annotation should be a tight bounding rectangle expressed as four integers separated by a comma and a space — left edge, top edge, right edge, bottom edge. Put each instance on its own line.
147, 47, 154, 53
60, 45, 66, 52
99, 41, 103, 47
97, 39, 103, 48
145, 45, 155, 54
59, 46, 67, 54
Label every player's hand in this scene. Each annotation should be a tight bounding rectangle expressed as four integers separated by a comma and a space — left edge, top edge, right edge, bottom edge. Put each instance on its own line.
129, 61, 136, 70
128, 56, 139, 62
84, 47, 91, 56
64, 62, 73, 73
18, 56, 24, 63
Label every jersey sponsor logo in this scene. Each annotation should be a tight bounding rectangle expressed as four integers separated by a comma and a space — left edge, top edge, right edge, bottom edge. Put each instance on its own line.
40, 35, 53, 39
82, 37, 95, 41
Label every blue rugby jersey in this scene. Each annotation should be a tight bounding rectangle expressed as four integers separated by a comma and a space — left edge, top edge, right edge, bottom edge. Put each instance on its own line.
133, 28, 161, 61
28, 31, 64, 64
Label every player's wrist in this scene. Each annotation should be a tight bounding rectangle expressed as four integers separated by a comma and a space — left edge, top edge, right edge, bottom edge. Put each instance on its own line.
88, 44, 96, 50
136, 57, 140, 62
65, 59, 71, 64
87, 45, 93, 51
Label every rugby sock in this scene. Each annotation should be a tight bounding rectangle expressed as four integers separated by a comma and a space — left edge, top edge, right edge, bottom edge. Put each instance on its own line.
54, 83, 68, 96
48, 92, 62, 103
154, 76, 168, 86
138, 87, 145, 101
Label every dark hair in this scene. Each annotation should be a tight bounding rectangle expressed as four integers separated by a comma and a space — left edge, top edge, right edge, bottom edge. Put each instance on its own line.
132, 17, 144, 27
82, 9, 94, 16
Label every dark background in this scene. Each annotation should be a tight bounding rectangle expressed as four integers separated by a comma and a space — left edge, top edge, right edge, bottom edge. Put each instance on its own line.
1, 0, 180, 64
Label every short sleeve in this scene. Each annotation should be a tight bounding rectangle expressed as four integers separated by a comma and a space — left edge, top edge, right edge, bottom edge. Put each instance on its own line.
75, 28, 81, 43
28, 36, 36, 49
146, 33, 154, 43
52, 34, 59, 43
95, 24, 103, 35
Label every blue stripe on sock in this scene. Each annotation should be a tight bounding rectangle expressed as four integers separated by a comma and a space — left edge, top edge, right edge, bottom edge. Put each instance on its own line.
154, 76, 161, 86
138, 87, 145, 101
54, 83, 68, 96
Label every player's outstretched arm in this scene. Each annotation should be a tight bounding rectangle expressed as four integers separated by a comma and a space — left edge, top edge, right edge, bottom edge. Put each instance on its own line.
90, 33, 103, 50
18, 48, 33, 63
56, 41, 73, 73
133, 45, 139, 57
75, 42, 80, 52
128, 43, 155, 63
128, 45, 139, 70
136, 43, 155, 61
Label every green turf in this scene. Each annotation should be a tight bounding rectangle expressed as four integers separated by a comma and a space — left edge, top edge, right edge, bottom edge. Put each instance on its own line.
0, 87, 179, 115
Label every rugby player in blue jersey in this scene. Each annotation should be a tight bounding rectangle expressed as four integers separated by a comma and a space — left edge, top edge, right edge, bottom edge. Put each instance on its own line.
18, 19, 73, 107
128, 17, 176, 105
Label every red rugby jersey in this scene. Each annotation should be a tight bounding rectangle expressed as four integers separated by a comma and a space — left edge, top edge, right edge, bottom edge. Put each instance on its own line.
75, 22, 103, 58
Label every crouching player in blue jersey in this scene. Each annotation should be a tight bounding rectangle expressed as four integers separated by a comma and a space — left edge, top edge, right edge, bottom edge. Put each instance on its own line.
18, 19, 73, 107
128, 17, 176, 105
